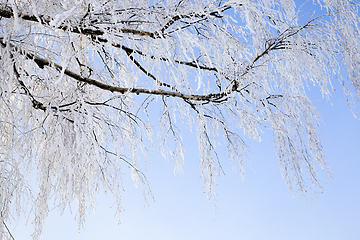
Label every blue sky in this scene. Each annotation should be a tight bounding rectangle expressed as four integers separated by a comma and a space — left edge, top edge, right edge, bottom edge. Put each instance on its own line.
8, 2, 360, 239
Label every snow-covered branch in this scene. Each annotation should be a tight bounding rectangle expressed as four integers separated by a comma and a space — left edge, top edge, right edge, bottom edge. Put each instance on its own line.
1, 0, 360, 239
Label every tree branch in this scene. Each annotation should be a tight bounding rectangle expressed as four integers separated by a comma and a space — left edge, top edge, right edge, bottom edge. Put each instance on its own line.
0, 5, 156, 38
20, 49, 232, 102
2, 221, 15, 240
0, 5, 222, 73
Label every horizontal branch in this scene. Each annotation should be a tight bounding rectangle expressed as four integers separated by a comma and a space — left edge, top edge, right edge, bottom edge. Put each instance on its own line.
24, 50, 230, 102
0, 5, 220, 72
2, 4, 315, 104
0, 5, 156, 38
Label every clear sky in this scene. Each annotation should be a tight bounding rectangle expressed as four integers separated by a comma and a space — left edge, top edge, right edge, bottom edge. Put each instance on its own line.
8, 2, 360, 240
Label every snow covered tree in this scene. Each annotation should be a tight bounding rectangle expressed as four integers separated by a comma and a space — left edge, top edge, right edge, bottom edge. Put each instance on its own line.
1, 0, 359, 238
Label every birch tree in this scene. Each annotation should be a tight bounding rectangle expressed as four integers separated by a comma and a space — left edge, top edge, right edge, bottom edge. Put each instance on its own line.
1, 0, 360, 238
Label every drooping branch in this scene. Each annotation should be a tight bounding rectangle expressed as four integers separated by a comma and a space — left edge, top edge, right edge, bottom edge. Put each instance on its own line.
118, 45, 219, 72
2, 221, 15, 240
0, 40, 48, 111
122, 46, 176, 90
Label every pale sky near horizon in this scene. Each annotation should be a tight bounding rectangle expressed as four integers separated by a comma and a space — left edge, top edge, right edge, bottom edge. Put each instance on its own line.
7, 2, 360, 240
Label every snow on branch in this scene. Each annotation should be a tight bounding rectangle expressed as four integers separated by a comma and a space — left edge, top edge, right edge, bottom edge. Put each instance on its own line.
1, 0, 360, 238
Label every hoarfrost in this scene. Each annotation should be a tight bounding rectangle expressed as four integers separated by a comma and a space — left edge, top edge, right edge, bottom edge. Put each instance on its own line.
0, 0, 360, 238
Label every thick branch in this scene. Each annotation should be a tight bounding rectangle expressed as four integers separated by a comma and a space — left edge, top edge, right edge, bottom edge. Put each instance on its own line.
0, 5, 220, 72
0, 6, 156, 38
23, 50, 231, 102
